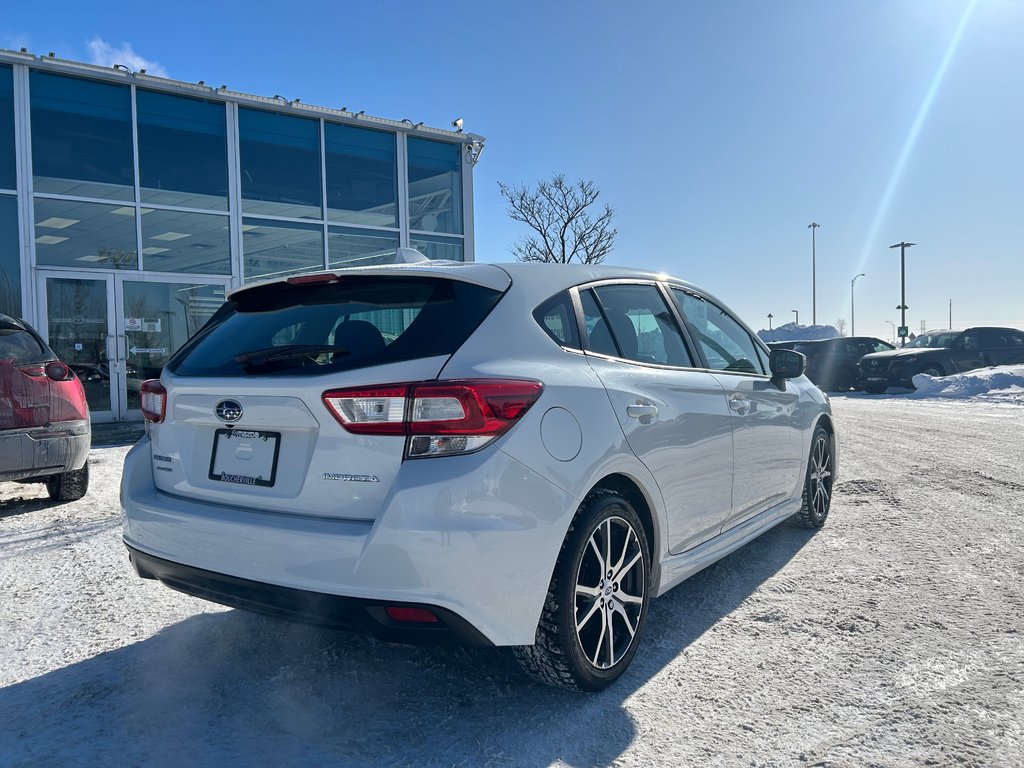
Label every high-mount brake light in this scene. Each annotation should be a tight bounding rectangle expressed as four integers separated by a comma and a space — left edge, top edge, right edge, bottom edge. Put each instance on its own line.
286, 273, 339, 285
321, 379, 543, 458
140, 379, 167, 423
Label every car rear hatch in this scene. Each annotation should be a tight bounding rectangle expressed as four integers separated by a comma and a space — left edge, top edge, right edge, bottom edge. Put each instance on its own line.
147, 267, 510, 521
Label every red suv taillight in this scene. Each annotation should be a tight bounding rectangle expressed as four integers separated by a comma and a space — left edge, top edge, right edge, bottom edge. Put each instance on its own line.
140, 379, 167, 423
322, 379, 543, 458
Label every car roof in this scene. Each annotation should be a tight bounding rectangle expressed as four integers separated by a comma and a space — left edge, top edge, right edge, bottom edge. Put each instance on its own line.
228, 260, 718, 304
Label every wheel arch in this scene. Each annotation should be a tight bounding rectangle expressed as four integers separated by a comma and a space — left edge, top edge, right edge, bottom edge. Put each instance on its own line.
812, 413, 838, 485
586, 473, 662, 587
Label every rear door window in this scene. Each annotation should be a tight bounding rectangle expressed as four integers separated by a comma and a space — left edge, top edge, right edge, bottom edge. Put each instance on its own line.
581, 284, 693, 367
169, 276, 502, 377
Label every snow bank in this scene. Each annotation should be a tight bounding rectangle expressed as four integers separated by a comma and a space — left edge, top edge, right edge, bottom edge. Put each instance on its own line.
757, 323, 839, 343
910, 364, 1024, 404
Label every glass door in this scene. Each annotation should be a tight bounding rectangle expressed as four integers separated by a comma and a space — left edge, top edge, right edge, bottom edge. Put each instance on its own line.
115, 277, 227, 420
37, 271, 228, 422
37, 272, 119, 422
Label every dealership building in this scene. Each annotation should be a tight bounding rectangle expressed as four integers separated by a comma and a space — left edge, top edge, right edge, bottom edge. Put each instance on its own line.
0, 49, 482, 422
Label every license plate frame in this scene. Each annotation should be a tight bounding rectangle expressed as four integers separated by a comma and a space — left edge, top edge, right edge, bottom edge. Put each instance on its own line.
208, 428, 281, 487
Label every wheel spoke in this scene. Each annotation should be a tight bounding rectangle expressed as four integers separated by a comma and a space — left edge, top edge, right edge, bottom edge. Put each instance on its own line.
588, 536, 603, 567
606, 607, 615, 664
591, 609, 607, 666
617, 589, 643, 605
611, 527, 633, 576
576, 583, 601, 598
614, 550, 642, 582
604, 519, 612, 575
612, 600, 637, 638
577, 597, 602, 632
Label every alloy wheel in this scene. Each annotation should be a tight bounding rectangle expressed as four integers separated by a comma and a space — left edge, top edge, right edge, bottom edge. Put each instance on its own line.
573, 516, 646, 669
808, 434, 833, 521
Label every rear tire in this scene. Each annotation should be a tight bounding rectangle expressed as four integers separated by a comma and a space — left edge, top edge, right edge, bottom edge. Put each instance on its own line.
795, 427, 832, 528
513, 490, 651, 692
46, 462, 89, 502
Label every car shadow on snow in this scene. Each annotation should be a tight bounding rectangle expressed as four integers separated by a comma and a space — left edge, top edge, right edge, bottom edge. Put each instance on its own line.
0, 522, 817, 767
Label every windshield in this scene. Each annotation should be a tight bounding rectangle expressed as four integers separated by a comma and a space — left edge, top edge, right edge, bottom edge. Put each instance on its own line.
905, 333, 959, 349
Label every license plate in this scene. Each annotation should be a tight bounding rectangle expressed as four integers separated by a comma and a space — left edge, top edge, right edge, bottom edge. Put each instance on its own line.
208, 428, 281, 487
866, 377, 886, 382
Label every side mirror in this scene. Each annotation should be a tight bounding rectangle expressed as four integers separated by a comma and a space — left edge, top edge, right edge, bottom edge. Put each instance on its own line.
769, 348, 805, 380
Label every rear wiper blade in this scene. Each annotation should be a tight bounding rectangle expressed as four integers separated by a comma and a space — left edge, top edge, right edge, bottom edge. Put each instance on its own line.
234, 345, 350, 365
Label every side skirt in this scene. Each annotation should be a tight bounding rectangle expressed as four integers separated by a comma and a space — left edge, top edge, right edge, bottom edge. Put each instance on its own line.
655, 497, 802, 597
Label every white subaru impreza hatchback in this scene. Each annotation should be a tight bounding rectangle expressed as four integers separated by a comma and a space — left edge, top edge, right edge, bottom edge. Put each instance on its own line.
121, 261, 835, 691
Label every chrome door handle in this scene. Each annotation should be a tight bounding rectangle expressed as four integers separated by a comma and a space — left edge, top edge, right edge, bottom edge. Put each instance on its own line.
626, 403, 658, 420
728, 395, 751, 415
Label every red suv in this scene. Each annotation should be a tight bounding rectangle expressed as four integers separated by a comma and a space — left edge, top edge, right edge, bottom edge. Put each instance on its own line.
0, 313, 91, 501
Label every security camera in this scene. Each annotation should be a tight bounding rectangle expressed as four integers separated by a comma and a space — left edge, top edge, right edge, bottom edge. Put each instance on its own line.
451, 117, 464, 132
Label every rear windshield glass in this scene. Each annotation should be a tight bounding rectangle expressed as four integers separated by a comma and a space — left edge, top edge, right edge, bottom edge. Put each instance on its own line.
0, 323, 49, 363
168, 276, 502, 377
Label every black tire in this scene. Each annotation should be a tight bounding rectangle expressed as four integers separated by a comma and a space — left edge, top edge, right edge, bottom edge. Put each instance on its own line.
795, 427, 833, 528
46, 462, 89, 502
919, 364, 944, 378
863, 385, 886, 395
513, 490, 651, 692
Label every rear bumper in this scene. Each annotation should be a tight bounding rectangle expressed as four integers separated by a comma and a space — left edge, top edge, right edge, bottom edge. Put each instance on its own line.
0, 419, 90, 482
127, 545, 492, 645
121, 436, 578, 646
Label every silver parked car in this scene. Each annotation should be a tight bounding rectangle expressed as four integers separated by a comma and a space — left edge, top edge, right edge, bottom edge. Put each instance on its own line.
120, 262, 835, 690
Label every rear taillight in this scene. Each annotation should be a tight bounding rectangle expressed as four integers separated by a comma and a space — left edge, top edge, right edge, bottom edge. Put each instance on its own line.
45, 361, 71, 381
140, 379, 166, 423
322, 379, 543, 458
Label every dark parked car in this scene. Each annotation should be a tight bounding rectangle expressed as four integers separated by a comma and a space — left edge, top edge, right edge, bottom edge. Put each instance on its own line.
858, 326, 1024, 394
0, 313, 91, 500
768, 336, 894, 391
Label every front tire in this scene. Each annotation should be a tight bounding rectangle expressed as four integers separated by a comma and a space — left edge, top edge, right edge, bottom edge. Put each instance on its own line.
514, 490, 651, 691
863, 385, 886, 395
919, 364, 945, 378
795, 427, 833, 528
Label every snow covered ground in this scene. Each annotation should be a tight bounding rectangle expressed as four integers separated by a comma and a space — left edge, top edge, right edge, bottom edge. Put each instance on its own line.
2, 397, 1023, 767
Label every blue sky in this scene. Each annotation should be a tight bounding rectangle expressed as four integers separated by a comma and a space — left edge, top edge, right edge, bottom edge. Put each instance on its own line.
4, 0, 1023, 340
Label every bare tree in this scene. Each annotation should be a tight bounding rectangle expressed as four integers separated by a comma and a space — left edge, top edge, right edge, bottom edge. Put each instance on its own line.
498, 175, 617, 264
835, 317, 848, 336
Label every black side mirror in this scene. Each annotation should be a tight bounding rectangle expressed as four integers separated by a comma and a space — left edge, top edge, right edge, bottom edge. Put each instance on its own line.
769, 348, 805, 380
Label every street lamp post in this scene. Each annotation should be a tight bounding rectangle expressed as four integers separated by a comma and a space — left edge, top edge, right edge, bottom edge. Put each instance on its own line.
767, 313, 774, 330
808, 223, 820, 325
885, 320, 896, 344
889, 241, 915, 347
792, 309, 799, 326
851, 273, 866, 336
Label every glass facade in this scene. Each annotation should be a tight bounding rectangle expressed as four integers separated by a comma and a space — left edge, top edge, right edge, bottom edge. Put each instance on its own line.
0, 65, 14, 191
239, 108, 322, 219
325, 123, 397, 227
243, 218, 324, 282
0, 195, 19, 316
4, 56, 473, 420
137, 90, 229, 210
140, 208, 231, 274
408, 137, 462, 234
34, 198, 138, 269
31, 71, 135, 200
328, 226, 399, 268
